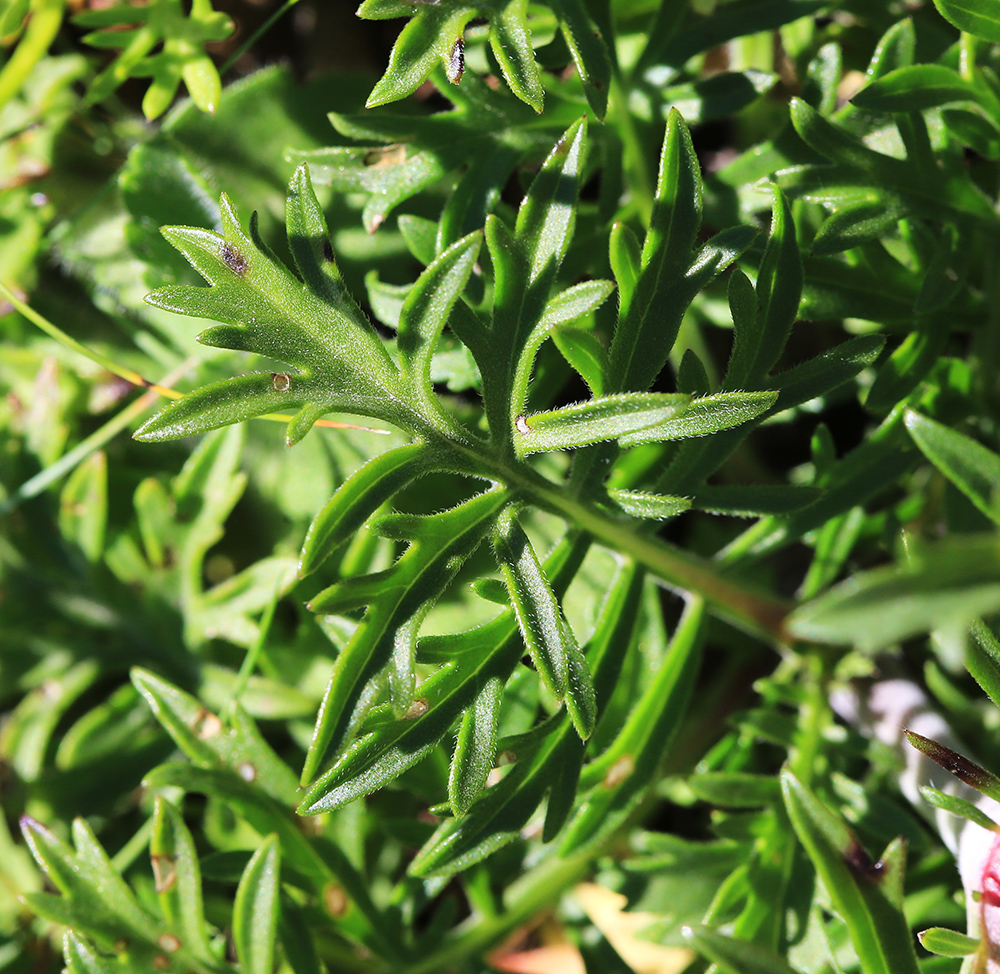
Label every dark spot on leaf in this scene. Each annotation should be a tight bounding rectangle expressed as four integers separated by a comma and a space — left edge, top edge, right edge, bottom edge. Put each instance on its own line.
322, 238, 334, 262
843, 839, 883, 882
220, 241, 249, 276
272, 372, 291, 392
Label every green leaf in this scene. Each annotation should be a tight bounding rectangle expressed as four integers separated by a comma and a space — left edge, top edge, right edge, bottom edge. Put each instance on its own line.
135, 182, 406, 443
489, 0, 544, 113
688, 772, 782, 808
540, 279, 616, 329
789, 98, 996, 225
561, 596, 703, 854
0, 0, 30, 37
649, 0, 828, 68
918, 785, 999, 832
397, 229, 482, 403
684, 925, 803, 974
478, 118, 588, 440
303, 488, 509, 783
399, 213, 438, 265
299, 442, 433, 577
811, 199, 903, 256
866, 320, 951, 414
233, 835, 281, 974
132, 669, 297, 805
608, 109, 702, 393
969, 618, 1000, 709
917, 927, 981, 957
411, 560, 644, 876
852, 64, 999, 115
449, 676, 503, 815
609, 220, 641, 321
150, 797, 215, 965
20, 816, 159, 949
62, 932, 122, 974
868, 17, 915, 80
516, 116, 588, 285
905, 409, 1000, 526
788, 534, 1000, 651
286, 163, 369, 332
767, 336, 885, 413
733, 183, 802, 386
142, 764, 399, 956
617, 391, 778, 448
411, 719, 583, 877
298, 535, 589, 814
366, 7, 475, 109
75, 0, 233, 119
549, 0, 612, 118
607, 489, 691, 520
943, 104, 1000, 157
662, 70, 777, 124
781, 770, 921, 974
692, 485, 822, 517
491, 507, 596, 738
514, 392, 692, 456
58, 450, 107, 563
933, 0, 1000, 43
553, 327, 608, 396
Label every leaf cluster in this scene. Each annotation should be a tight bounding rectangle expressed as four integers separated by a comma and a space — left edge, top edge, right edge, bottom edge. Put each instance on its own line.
10, 2, 1000, 973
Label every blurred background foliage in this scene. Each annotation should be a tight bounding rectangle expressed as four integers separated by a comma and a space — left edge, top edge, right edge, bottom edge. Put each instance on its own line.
6, 1, 1000, 973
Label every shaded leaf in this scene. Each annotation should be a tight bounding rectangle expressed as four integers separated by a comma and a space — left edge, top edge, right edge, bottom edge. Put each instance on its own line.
788, 535, 1000, 651
905, 409, 1000, 526
933, 0, 1000, 43
781, 770, 920, 974
233, 835, 281, 974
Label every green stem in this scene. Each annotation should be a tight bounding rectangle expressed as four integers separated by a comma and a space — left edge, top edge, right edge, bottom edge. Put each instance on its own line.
432, 429, 793, 643
0, 281, 169, 394
0, 0, 64, 113
959, 31, 976, 81
518, 467, 792, 642
0, 358, 196, 518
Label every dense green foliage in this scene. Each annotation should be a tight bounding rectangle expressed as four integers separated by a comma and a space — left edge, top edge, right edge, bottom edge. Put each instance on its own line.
8, 1, 1000, 972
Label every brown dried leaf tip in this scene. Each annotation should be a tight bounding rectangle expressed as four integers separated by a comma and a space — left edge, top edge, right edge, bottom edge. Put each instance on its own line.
905, 728, 1000, 798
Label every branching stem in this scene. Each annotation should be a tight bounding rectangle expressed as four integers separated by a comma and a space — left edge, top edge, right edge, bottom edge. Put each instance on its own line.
435, 431, 795, 644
